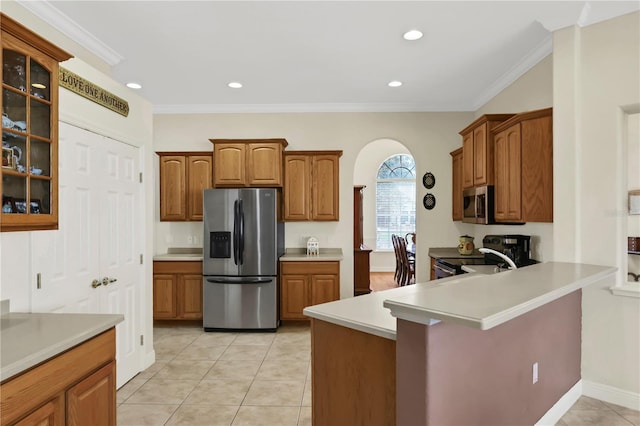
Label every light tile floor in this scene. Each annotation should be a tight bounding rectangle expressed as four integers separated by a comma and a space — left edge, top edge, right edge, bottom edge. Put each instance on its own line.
117, 323, 639, 426
117, 323, 311, 426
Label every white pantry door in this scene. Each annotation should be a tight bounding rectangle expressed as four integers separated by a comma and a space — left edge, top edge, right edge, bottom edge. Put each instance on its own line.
31, 122, 143, 387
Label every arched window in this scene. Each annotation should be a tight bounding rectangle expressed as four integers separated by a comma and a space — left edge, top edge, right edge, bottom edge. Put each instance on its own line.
376, 154, 416, 250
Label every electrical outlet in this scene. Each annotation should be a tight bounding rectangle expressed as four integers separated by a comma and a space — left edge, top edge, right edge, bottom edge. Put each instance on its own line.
532, 362, 539, 384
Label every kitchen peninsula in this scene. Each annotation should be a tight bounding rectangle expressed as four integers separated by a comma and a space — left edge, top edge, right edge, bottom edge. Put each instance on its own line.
303, 262, 615, 426
0, 307, 123, 425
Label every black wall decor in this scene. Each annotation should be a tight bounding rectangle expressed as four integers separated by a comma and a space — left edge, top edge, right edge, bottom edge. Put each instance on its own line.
423, 193, 436, 210
422, 172, 435, 189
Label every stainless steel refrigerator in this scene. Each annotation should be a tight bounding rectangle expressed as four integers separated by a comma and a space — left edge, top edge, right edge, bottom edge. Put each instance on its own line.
203, 188, 284, 331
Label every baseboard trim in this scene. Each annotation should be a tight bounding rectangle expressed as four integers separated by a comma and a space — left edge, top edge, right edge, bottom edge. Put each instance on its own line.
143, 349, 156, 371
535, 380, 582, 425
582, 380, 640, 411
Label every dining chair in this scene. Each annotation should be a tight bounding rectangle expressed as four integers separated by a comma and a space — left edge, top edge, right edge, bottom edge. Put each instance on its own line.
391, 234, 402, 285
397, 236, 415, 286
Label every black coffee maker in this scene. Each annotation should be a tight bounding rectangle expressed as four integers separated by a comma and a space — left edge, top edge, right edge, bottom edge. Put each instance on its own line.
482, 235, 532, 267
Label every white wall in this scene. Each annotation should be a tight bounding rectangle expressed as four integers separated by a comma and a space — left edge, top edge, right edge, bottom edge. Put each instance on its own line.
554, 12, 640, 399
153, 112, 472, 296
0, 3, 156, 369
628, 114, 640, 277
450, 55, 555, 262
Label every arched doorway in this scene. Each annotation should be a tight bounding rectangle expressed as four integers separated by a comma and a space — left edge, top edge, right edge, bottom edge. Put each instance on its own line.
353, 138, 416, 290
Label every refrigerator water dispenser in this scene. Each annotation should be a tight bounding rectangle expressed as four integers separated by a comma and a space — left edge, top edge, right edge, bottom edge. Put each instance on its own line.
210, 231, 231, 258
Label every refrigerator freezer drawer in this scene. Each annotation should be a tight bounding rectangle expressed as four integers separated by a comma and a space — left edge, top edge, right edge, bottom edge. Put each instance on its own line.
203, 276, 277, 331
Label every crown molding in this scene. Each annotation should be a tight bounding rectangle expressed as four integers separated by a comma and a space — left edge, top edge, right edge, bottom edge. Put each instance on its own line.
153, 102, 474, 114
16, 0, 123, 66
471, 34, 552, 111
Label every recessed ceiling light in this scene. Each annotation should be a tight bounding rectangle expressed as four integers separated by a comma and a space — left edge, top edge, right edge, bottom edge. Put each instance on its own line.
228, 82, 243, 89
126, 82, 142, 89
388, 81, 403, 88
403, 30, 423, 41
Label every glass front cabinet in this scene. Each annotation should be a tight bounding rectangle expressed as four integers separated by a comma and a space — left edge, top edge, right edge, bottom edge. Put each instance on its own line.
1, 13, 72, 231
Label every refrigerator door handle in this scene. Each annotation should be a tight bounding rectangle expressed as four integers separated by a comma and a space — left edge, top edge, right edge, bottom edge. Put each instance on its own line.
239, 199, 245, 265
233, 199, 239, 265
205, 277, 274, 284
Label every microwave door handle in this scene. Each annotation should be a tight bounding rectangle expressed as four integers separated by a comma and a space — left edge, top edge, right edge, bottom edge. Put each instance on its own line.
475, 195, 479, 222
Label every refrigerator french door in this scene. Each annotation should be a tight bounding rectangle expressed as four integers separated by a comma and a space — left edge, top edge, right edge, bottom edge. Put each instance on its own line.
203, 188, 284, 331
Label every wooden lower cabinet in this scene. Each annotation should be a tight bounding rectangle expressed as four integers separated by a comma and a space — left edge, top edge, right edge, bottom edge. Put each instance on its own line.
153, 261, 203, 320
310, 319, 395, 426
66, 362, 116, 426
430, 257, 437, 281
280, 261, 340, 320
13, 396, 63, 426
1, 329, 116, 426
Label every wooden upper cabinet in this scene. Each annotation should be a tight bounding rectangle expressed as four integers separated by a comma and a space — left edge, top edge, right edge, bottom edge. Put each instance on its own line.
312, 154, 340, 221
157, 152, 212, 221
459, 114, 514, 189
461, 132, 474, 189
187, 155, 212, 220
1, 13, 73, 232
213, 143, 245, 186
473, 123, 490, 186
450, 148, 463, 221
492, 107, 553, 223
283, 151, 342, 221
494, 124, 522, 221
283, 154, 311, 220
210, 139, 287, 187
247, 143, 283, 186
159, 155, 187, 221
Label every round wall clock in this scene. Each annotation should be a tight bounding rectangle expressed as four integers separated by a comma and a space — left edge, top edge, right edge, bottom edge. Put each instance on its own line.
423, 193, 436, 210
422, 172, 435, 189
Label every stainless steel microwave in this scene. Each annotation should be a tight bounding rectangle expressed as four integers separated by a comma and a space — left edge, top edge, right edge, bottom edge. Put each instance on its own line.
462, 185, 495, 224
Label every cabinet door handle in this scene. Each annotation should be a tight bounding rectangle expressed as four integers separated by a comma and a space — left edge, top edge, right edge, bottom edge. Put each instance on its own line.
102, 277, 117, 286
91, 279, 102, 288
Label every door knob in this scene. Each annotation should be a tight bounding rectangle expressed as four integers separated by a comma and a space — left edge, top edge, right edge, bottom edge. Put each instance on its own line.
102, 277, 117, 286
91, 279, 102, 288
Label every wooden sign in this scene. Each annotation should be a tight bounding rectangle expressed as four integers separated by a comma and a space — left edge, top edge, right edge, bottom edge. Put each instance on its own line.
59, 67, 129, 117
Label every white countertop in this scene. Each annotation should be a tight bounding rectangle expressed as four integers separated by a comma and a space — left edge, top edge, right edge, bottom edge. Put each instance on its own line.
461, 264, 503, 274
153, 253, 203, 261
0, 312, 123, 381
280, 248, 343, 262
428, 247, 484, 259
155, 248, 343, 262
154, 248, 203, 261
384, 262, 616, 330
303, 277, 460, 340
302, 287, 401, 340
303, 262, 615, 338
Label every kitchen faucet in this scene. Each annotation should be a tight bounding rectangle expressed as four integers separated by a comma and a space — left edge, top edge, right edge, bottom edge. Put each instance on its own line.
479, 248, 518, 270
